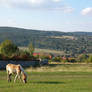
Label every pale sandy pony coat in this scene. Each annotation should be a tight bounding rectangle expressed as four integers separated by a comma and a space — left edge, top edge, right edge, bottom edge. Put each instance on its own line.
6, 64, 27, 83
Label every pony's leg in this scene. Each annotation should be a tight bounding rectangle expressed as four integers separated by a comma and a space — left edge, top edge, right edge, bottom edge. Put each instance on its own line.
18, 74, 22, 82
14, 73, 22, 83
7, 71, 11, 82
14, 74, 18, 83
7, 71, 9, 82
7, 74, 10, 82
7, 74, 12, 82
9, 74, 12, 82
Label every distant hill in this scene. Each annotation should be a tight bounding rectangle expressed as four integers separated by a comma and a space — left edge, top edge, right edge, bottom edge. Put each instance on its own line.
0, 27, 92, 56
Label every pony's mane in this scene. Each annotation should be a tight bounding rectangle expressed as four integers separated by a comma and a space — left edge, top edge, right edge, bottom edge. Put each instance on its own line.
18, 64, 24, 72
18, 64, 27, 75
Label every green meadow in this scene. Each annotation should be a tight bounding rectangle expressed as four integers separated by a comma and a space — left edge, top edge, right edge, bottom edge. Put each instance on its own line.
0, 64, 92, 92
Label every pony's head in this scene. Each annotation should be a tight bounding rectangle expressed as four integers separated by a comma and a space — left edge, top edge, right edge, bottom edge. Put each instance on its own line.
18, 64, 27, 83
22, 73, 27, 83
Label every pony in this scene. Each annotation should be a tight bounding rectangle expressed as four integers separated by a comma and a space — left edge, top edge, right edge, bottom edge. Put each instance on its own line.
6, 64, 27, 83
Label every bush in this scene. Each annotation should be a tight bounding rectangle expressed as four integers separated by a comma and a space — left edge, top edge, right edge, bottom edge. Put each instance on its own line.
86, 55, 92, 63
0, 40, 19, 56
68, 58, 76, 63
77, 54, 88, 62
52, 57, 62, 62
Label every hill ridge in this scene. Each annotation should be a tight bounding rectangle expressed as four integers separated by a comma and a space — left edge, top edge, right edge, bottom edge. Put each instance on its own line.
0, 26, 92, 56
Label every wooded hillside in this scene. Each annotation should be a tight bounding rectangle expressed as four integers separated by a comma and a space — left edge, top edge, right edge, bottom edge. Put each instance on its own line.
0, 27, 92, 56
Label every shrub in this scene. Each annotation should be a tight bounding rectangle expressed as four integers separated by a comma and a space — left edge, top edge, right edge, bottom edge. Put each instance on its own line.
0, 40, 19, 56
68, 58, 76, 63
52, 57, 62, 62
86, 55, 92, 63
77, 54, 88, 62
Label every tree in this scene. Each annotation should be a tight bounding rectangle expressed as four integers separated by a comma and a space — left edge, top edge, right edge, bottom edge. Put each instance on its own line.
87, 55, 92, 63
0, 40, 19, 56
28, 43, 35, 56
77, 54, 88, 62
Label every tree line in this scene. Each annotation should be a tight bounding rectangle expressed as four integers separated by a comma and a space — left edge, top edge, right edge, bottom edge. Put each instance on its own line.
0, 40, 35, 60
0, 40, 92, 63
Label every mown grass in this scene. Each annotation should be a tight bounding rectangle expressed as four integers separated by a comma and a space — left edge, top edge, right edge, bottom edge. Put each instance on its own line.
0, 71, 92, 92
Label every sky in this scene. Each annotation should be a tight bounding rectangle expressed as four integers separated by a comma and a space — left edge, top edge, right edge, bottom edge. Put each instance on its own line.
0, 0, 92, 32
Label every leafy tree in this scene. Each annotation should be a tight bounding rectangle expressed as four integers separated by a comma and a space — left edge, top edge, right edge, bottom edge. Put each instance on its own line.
0, 40, 19, 56
28, 43, 35, 56
77, 54, 88, 62
87, 55, 92, 63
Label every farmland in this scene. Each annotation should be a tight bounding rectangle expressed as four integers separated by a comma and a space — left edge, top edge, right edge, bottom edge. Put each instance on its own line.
19, 47, 65, 55
0, 63, 92, 92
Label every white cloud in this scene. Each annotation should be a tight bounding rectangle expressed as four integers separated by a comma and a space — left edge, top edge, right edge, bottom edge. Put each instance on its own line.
29, 0, 45, 4
52, 0, 61, 2
81, 7, 92, 15
63, 6, 74, 13
0, 0, 73, 13
53, 6, 73, 13
0, 0, 46, 6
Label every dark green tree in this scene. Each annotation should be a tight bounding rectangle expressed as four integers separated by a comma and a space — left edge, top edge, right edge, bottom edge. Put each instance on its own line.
0, 40, 19, 56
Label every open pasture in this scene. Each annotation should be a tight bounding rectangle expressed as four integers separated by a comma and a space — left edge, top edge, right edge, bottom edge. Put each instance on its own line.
0, 71, 92, 92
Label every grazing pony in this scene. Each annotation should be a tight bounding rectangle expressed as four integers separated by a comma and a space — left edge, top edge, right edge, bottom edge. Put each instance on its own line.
6, 64, 27, 83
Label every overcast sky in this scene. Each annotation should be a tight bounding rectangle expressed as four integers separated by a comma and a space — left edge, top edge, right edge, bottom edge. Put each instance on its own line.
0, 0, 92, 32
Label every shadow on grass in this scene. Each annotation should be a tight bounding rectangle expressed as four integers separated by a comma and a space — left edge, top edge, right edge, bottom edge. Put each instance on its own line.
32, 81, 65, 84
48, 64, 62, 67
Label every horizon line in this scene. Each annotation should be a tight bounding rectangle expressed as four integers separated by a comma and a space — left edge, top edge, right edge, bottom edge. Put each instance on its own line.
0, 26, 91, 33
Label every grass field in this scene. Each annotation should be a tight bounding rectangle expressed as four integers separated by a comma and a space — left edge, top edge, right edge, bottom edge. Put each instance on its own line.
0, 64, 92, 92
19, 47, 65, 55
